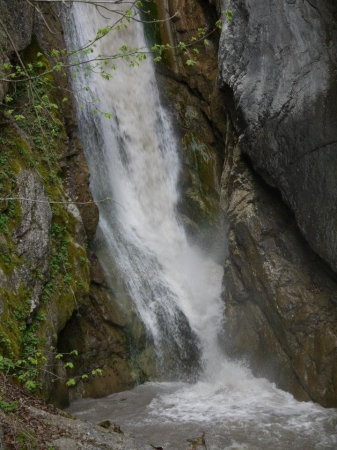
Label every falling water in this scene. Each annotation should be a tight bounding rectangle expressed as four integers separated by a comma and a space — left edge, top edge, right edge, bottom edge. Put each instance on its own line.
64, 2, 337, 449
64, 1, 224, 379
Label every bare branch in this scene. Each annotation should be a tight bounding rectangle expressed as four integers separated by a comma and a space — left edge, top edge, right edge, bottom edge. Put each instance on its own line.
0, 196, 111, 205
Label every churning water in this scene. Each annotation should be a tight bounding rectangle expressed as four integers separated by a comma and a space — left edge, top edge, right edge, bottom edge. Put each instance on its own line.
68, 366, 337, 449
64, 2, 337, 448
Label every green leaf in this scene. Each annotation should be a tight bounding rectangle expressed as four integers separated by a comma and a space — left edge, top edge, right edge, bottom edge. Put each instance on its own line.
2, 62, 11, 70
66, 378, 76, 387
14, 115, 25, 121
28, 357, 38, 366
65, 362, 74, 369
25, 381, 37, 392
226, 10, 233, 21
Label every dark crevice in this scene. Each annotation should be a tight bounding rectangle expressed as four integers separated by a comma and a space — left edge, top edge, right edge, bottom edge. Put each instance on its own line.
218, 81, 247, 133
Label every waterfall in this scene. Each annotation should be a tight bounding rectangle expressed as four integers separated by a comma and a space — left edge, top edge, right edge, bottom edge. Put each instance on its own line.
64, 2, 225, 380
65, 5, 337, 448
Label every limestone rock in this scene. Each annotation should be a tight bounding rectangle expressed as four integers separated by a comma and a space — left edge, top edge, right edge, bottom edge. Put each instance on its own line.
218, 0, 337, 273
221, 143, 337, 406
13, 170, 52, 313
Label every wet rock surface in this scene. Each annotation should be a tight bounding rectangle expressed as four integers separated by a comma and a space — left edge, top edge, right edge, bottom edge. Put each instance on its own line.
157, 69, 224, 251
219, 0, 337, 273
221, 142, 337, 406
155, 0, 226, 252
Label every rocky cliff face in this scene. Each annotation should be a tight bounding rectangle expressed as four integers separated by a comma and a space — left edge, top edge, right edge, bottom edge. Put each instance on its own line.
0, 0, 132, 406
216, 0, 337, 406
222, 140, 337, 406
218, 0, 337, 273
154, 0, 227, 253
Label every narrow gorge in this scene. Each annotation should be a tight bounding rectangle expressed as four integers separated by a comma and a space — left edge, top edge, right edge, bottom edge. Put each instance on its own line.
0, 0, 337, 449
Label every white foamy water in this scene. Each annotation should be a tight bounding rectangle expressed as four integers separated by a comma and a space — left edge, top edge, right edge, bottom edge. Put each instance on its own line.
64, 1, 224, 377
68, 363, 337, 449
64, 2, 337, 449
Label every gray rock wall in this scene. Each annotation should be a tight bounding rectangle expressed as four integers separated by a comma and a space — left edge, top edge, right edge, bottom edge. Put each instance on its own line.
222, 140, 337, 407
218, 0, 337, 273
217, 0, 337, 406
